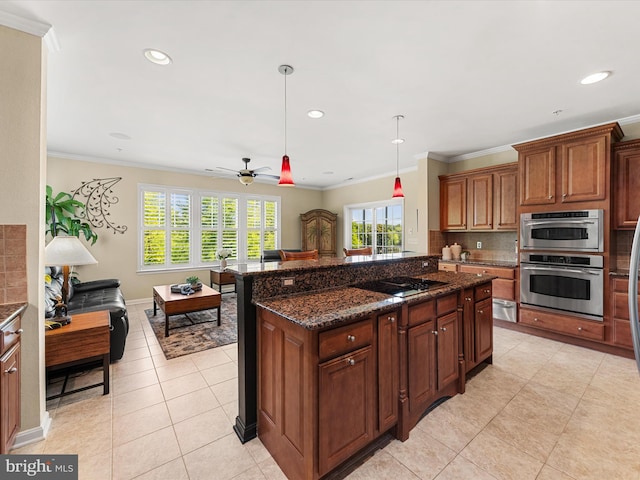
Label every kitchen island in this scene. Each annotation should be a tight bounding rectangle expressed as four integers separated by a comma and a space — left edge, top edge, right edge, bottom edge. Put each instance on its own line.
230, 254, 495, 479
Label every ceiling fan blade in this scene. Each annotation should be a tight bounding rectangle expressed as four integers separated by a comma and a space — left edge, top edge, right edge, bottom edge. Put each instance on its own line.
216, 167, 240, 173
252, 166, 272, 173
257, 173, 281, 180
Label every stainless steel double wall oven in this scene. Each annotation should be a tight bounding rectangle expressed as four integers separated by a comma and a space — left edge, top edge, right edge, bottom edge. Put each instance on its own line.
520, 210, 605, 321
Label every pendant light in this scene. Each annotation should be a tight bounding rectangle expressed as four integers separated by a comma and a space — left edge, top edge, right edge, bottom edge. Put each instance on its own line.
278, 64, 295, 186
392, 114, 405, 198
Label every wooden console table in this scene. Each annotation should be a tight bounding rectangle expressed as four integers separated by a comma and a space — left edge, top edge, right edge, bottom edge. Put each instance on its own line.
45, 310, 110, 400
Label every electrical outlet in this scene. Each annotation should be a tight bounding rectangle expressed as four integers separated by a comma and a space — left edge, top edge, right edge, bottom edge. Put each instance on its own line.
476, 241, 482, 249
282, 277, 295, 287
422, 261, 429, 267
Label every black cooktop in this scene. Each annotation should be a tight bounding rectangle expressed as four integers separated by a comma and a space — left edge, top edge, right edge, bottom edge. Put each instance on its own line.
354, 276, 448, 298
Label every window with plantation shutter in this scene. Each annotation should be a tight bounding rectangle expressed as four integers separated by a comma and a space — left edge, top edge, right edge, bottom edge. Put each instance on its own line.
139, 184, 280, 271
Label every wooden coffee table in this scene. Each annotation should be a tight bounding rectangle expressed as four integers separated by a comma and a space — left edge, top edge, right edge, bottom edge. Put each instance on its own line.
153, 284, 222, 337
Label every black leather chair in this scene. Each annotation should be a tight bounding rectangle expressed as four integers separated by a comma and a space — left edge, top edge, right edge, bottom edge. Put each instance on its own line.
45, 266, 129, 361
261, 249, 301, 262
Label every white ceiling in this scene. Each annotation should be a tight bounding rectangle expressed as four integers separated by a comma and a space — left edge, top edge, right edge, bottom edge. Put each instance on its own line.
3, 0, 640, 189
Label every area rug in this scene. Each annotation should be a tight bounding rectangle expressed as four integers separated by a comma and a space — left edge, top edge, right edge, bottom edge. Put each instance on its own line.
145, 293, 237, 359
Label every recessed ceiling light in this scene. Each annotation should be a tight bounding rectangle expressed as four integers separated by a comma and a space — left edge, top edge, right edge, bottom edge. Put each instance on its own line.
391, 138, 405, 144
143, 48, 172, 65
580, 71, 610, 85
323, 171, 334, 175
307, 110, 324, 118
109, 132, 131, 140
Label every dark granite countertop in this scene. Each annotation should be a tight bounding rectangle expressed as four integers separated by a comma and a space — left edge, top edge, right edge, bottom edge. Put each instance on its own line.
229, 252, 435, 277
438, 259, 518, 268
256, 271, 495, 330
0, 302, 28, 329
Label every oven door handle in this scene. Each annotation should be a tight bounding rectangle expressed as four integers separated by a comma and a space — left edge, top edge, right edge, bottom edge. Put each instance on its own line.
522, 265, 601, 276
525, 220, 595, 226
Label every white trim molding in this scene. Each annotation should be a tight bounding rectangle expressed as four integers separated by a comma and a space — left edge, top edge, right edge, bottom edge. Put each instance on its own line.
0, 10, 60, 52
11, 411, 52, 451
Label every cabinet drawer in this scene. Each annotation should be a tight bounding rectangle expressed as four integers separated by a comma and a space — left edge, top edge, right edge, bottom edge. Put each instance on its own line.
408, 299, 435, 327
438, 262, 457, 272
492, 278, 515, 301
319, 318, 373, 362
474, 283, 492, 301
459, 264, 515, 279
1, 316, 21, 355
436, 293, 458, 316
519, 307, 604, 341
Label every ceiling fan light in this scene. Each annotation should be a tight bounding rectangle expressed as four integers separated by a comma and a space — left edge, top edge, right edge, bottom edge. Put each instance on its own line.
278, 155, 295, 186
239, 173, 254, 186
392, 176, 404, 198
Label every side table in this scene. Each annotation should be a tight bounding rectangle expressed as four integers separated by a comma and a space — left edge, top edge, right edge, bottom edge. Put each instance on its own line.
210, 269, 237, 294
45, 310, 110, 400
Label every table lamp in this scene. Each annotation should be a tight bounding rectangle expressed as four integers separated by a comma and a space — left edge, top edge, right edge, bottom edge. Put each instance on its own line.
45, 235, 98, 323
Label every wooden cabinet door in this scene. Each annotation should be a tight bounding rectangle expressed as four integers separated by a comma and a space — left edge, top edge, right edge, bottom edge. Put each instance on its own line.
440, 177, 467, 231
520, 146, 556, 206
436, 312, 459, 391
407, 320, 436, 413
462, 289, 475, 372
377, 312, 398, 433
474, 298, 493, 364
468, 173, 493, 230
560, 135, 606, 203
1, 343, 20, 454
318, 346, 374, 476
494, 167, 518, 230
614, 140, 640, 229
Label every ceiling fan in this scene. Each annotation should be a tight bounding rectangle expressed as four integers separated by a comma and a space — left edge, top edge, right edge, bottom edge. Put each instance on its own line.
216, 157, 279, 186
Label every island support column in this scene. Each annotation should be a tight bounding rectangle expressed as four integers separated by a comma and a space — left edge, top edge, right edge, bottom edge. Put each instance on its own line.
233, 274, 258, 443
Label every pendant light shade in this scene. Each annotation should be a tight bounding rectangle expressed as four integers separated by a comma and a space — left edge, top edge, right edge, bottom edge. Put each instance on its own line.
393, 176, 404, 198
278, 65, 295, 186
392, 114, 405, 198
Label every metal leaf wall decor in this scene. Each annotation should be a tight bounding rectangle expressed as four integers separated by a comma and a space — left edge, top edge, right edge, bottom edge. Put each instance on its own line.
72, 177, 128, 234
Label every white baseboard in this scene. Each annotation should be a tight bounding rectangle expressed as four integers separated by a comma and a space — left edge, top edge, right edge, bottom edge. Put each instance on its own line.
11, 411, 52, 450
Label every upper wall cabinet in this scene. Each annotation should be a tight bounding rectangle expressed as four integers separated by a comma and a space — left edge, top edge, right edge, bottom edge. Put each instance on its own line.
440, 163, 518, 232
514, 122, 623, 209
613, 139, 640, 229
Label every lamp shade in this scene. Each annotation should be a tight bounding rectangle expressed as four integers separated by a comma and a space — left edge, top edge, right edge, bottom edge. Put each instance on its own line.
392, 176, 404, 198
278, 155, 295, 186
45, 236, 98, 266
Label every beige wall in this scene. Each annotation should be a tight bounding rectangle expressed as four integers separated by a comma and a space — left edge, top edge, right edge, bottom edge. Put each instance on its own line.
47, 157, 323, 300
0, 26, 47, 433
322, 168, 425, 254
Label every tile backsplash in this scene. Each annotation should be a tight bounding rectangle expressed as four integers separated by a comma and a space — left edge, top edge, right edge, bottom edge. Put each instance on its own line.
429, 230, 518, 263
0, 225, 27, 304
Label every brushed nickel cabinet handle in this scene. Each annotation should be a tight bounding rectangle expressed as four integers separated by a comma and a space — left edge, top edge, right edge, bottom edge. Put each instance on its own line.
4, 367, 17, 374
6, 328, 24, 336
347, 335, 355, 342
534, 317, 539, 322
441, 327, 447, 332
346, 358, 355, 366
578, 327, 583, 331
431, 330, 438, 336
388, 316, 395, 323
465, 297, 472, 302
478, 310, 484, 314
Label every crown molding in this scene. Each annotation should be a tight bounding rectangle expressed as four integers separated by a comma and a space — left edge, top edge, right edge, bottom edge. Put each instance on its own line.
0, 10, 60, 52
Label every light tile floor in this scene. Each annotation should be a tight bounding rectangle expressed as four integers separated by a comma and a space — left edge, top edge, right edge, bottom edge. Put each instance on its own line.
15, 302, 640, 480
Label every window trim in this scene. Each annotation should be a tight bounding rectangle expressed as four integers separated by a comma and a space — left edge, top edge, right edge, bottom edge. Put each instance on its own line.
343, 198, 405, 253
138, 183, 281, 273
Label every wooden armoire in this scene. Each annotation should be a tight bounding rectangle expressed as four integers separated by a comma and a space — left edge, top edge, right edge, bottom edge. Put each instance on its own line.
300, 209, 337, 257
